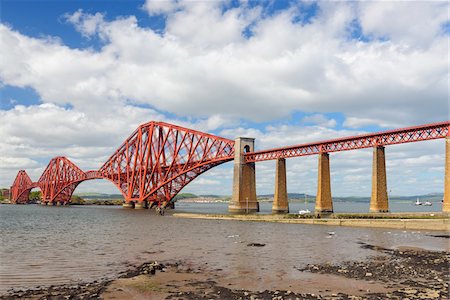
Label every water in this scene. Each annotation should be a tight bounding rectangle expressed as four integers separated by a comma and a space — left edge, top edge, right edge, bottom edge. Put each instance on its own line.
175, 200, 443, 214
0, 203, 448, 294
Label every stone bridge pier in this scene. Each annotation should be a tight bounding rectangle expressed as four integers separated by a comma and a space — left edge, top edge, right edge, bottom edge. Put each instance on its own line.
229, 135, 450, 214
370, 146, 389, 212
229, 138, 259, 213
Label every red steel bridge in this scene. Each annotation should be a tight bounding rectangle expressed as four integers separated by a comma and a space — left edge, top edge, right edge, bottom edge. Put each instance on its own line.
10, 120, 450, 212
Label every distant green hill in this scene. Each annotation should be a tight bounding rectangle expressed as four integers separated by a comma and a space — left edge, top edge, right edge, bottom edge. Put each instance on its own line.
73, 192, 443, 203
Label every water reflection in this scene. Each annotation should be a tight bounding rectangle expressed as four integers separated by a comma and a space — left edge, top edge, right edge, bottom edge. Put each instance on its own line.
0, 204, 447, 294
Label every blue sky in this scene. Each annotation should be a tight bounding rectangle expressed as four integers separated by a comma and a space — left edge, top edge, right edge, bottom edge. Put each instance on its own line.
0, 0, 448, 196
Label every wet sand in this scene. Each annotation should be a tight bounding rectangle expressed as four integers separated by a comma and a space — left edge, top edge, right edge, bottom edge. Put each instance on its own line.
2, 242, 448, 299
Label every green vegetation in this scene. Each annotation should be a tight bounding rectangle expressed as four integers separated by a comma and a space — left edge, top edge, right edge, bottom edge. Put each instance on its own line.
70, 194, 122, 205
129, 279, 164, 293
29, 191, 41, 201
70, 195, 85, 205
173, 193, 198, 201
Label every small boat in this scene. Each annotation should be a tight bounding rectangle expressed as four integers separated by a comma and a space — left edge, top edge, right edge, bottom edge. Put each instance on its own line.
299, 194, 311, 214
423, 201, 432, 206
414, 198, 422, 205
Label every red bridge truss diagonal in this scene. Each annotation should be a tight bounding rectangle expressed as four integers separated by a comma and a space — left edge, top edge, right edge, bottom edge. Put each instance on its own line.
11, 121, 235, 205
10, 120, 449, 206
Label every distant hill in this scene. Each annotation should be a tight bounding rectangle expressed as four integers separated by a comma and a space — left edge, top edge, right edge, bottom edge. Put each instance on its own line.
73, 192, 443, 203
74, 193, 124, 200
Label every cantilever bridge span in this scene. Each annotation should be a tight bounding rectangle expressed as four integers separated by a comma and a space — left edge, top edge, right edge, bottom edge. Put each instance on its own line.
10, 120, 450, 213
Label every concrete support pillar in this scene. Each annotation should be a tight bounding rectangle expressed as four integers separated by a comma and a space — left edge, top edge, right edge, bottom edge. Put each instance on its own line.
443, 137, 450, 213
315, 152, 333, 213
370, 146, 389, 212
122, 202, 134, 208
272, 158, 289, 213
229, 138, 259, 213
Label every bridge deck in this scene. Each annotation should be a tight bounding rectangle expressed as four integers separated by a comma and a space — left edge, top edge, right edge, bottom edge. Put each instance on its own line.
244, 121, 449, 162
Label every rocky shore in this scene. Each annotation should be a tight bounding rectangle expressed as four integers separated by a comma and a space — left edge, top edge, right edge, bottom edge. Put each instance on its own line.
298, 242, 449, 300
2, 243, 448, 299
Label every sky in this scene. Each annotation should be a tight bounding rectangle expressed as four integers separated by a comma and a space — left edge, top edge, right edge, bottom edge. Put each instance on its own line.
0, 0, 449, 197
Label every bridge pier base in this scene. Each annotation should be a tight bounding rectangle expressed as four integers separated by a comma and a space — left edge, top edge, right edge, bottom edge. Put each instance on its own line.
134, 201, 146, 209
272, 158, 289, 213
123, 202, 134, 208
315, 152, 333, 214
229, 138, 259, 213
370, 146, 389, 213
444, 137, 450, 213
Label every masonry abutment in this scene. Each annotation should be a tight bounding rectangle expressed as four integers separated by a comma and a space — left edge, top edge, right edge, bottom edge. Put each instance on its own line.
122, 202, 134, 208
272, 158, 289, 213
134, 201, 145, 209
315, 152, 333, 213
370, 146, 389, 213
443, 137, 450, 213
229, 138, 259, 213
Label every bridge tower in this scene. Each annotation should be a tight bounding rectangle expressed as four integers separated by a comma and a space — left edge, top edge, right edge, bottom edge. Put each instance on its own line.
229, 138, 259, 213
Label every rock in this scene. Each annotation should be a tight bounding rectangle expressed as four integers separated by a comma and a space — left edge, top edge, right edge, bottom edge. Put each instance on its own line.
247, 243, 266, 247
403, 288, 417, 294
420, 289, 440, 298
365, 272, 372, 277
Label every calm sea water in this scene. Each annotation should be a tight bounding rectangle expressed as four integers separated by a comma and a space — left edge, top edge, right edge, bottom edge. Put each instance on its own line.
0, 203, 448, 294
175, 200, 443, 214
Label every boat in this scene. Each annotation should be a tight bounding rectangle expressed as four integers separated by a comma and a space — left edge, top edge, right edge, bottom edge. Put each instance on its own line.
423, 201, 432, 206
414, 198, 422, 205
299, 194, 311, 214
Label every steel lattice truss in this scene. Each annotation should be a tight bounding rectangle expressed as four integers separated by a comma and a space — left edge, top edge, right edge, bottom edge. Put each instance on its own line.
10, 170, 35, 204
10, 122, 235, 205
9, 120, 449, 204
98, 121, 235, 202
244, 121, 450, 162
38, 157, 86, 203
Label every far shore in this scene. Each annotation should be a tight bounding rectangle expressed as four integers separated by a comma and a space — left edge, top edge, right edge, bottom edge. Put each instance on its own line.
174, 212, 450, 231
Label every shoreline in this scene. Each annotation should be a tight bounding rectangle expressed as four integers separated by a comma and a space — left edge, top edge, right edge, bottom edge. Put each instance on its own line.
1, 243, 448, 299
173, 212, 450, 231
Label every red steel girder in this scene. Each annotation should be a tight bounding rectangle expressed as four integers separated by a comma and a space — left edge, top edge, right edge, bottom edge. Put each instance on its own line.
244, 121, 450, 162
98, 121, 235, 203
38, 157, 86, 204
10, 170, 36, 204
